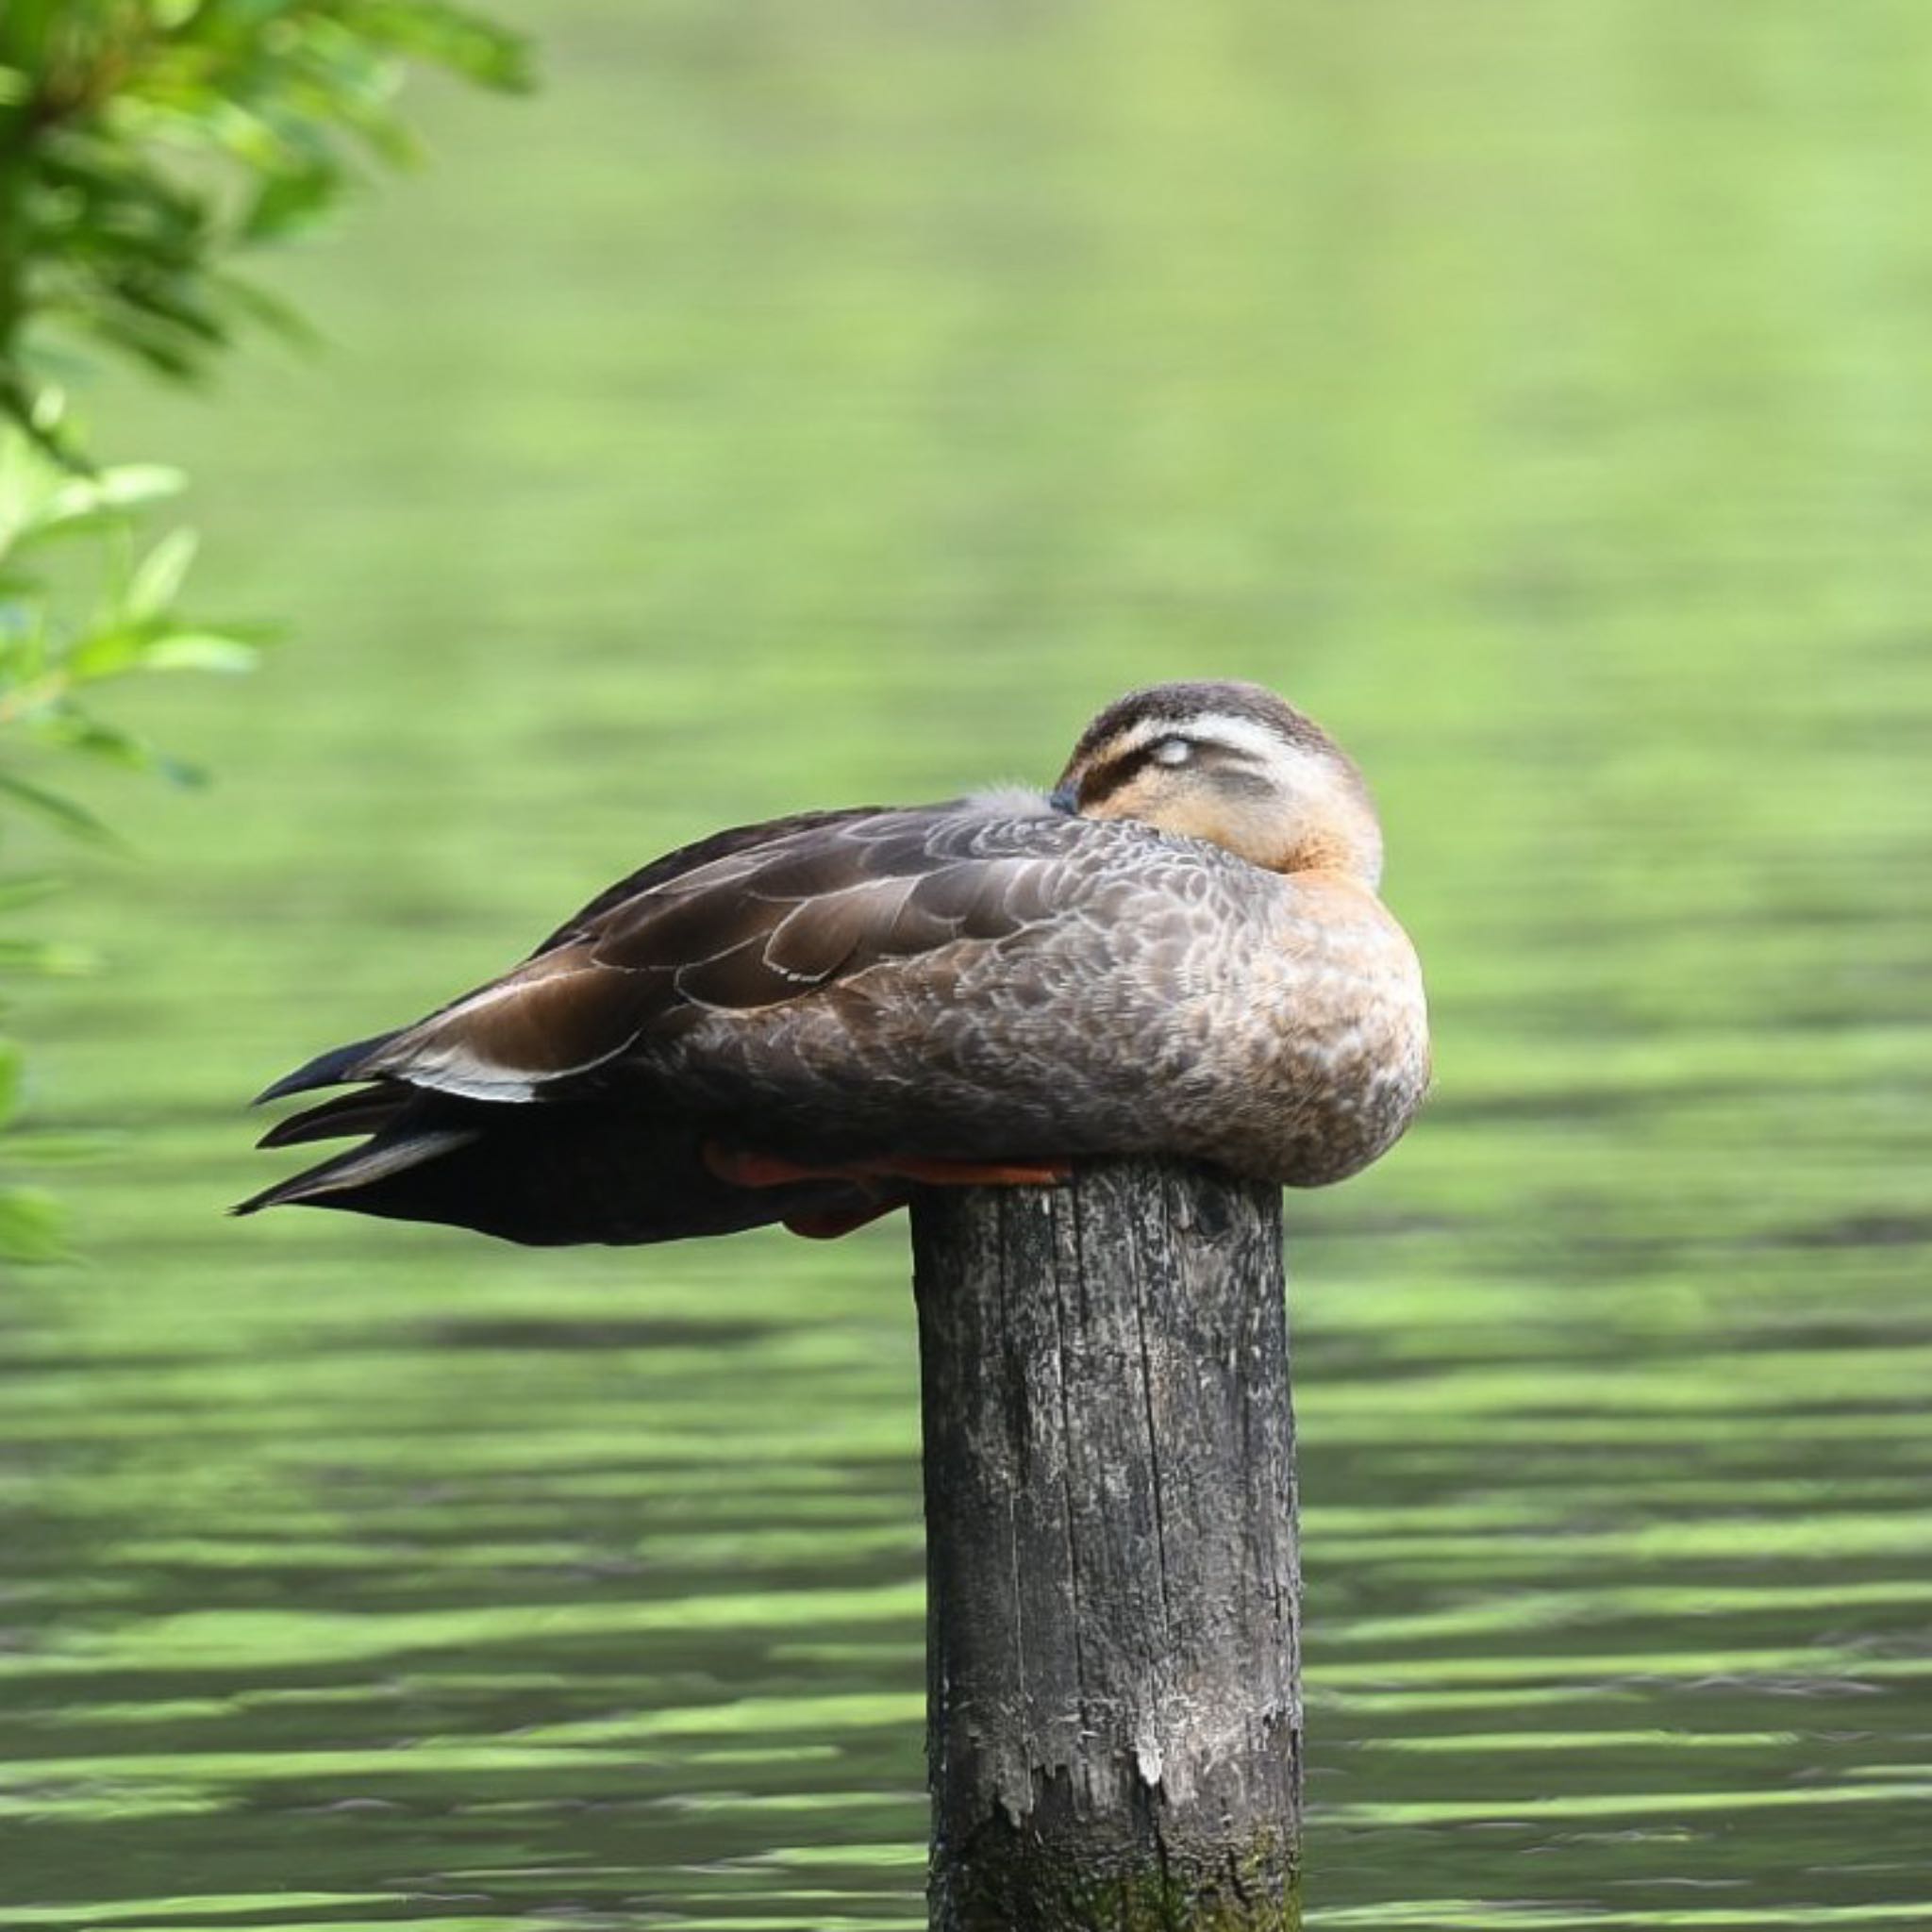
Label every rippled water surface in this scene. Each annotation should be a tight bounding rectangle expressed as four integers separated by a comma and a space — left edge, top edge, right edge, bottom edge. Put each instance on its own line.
6, 2, 1931, 1926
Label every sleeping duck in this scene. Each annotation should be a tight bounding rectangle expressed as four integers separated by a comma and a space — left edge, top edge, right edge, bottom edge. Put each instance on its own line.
239, 680, 1428, 1245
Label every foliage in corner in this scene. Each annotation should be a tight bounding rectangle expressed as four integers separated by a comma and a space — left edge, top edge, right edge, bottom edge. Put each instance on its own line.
0, 0, 531, 1257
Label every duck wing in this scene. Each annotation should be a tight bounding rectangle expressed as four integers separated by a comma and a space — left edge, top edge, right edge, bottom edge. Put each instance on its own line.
253, 796, 1090, 1108
242, 797, 1261, 1240
525, 807, 874, 955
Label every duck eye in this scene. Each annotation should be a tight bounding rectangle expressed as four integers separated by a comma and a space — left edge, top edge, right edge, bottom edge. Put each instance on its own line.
1150, 737, 1193, 768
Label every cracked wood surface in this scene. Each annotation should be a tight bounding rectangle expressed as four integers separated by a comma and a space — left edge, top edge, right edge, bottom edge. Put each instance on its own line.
912, 1158, 1302, 1931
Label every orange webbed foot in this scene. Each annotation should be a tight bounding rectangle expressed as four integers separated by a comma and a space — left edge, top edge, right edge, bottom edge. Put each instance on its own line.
849, 1154, 1073, 1188
703, 1141, 1072, 1192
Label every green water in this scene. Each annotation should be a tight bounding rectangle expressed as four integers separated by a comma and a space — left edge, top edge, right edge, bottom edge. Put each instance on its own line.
6, 1, 1932, 1925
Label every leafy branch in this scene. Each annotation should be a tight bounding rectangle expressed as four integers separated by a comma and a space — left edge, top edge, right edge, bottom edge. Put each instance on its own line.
0, 0, 531, 1257
0, 1, 531, 438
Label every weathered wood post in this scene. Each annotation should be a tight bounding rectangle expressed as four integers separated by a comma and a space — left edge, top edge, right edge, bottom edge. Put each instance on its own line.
910, 1156, 1301, 1932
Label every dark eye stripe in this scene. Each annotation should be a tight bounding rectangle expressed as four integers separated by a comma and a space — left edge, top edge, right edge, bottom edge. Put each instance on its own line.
1079, 744, 1162, 806
1078, 733, 1257, 806
1212, 765, 1274, 800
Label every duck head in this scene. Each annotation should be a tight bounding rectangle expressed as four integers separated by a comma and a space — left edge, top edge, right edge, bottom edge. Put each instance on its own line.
1053, 680, 1384, 887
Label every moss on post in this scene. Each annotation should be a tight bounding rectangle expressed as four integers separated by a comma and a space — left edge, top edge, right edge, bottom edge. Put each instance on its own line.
911, 1158, 1302, 1932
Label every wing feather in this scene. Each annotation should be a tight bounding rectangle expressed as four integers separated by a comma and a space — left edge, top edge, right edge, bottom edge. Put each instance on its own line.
763, 880, 915, 983
264, 796, 1168, 1107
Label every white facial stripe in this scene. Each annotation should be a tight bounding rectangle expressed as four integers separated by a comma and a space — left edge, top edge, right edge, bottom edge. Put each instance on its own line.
1101, 711, 1308, 773
1177, 713, 1304, 767
1097, 717, 1166, 763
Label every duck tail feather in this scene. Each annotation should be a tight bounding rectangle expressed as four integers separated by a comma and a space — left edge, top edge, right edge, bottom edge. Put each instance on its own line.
253, 1030, 401, 1107
230, 1127, 476, 1217
256, 1086, 410, 1150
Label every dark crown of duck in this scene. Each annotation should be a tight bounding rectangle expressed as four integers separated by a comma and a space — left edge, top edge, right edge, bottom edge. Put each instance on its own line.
239, 680, 1428, 1247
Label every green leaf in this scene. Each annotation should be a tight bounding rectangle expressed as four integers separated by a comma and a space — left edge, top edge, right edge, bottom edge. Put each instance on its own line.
63, 626, 151, 682
83, 312, 208, 384
143, 628, 258, 673
96, 462, 191, 508
0, 1186, 68, 1263
210, 273, 325, 352
0, 1040, 22, 1128
125, 526, 200, 620
355, 3, 537, 92
44, 464, 187, 530
32, 711, 158, 767
241, 163, 346, 243
0, 769, 116, 844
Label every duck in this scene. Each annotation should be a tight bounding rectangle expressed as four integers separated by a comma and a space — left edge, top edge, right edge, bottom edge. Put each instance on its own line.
237, 680, 1429, 1245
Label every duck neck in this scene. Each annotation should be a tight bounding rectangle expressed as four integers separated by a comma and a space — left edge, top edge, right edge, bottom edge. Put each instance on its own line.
1274, 819, 1383, 891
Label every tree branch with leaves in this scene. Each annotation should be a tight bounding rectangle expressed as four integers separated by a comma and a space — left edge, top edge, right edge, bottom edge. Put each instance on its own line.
0, 0, 530, 1257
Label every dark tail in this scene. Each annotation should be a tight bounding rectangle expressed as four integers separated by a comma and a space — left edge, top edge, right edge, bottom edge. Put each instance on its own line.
253, 1030, 402, 1106
231, 1124, 479, 1218
237, 1088, 874, 1247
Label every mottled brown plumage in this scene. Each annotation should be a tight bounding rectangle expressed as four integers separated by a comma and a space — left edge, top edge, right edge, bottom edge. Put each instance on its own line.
238, 681, 1429, 1244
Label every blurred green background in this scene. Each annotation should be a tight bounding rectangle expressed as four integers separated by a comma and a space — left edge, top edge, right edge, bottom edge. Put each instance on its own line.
6, 2, 1932, 1927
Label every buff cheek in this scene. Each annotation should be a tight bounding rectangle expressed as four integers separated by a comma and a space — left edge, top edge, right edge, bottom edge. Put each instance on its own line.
1081, 771, 1167, 824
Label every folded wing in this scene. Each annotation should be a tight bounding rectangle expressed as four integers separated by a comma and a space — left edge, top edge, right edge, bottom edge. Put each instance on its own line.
262, 801, 1096, 1109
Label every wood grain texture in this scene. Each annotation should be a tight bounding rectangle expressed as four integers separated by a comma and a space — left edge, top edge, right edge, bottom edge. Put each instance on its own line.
911, 1158, 1302, 1932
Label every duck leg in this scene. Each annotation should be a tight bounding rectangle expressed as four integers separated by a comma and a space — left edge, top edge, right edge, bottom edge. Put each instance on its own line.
856, 1153, 1074, 1187
701, 1141, 1071, 1241
702, 1142, 1072, 1191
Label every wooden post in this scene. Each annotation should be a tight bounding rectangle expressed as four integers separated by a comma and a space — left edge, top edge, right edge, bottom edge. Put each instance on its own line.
910, 1157, 1302, 1932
